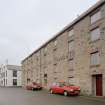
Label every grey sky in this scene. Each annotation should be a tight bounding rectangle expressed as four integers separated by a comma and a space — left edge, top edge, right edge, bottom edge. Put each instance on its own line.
0, 0, 99, 65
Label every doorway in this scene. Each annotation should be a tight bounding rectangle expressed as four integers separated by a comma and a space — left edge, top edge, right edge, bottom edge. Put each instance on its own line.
92, 74, 103, 96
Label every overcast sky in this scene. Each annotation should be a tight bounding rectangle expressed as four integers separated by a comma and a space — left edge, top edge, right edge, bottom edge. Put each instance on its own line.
0, 0, 99, 65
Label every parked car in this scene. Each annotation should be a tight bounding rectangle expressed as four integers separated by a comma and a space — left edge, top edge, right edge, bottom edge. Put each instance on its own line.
26, 83, 33, 90
49, 82, 80, 96
26, 82, 42, 91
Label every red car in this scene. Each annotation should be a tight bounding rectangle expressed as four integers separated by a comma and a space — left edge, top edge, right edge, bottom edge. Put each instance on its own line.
26, 82, 42, 91
49, 82, 80, 96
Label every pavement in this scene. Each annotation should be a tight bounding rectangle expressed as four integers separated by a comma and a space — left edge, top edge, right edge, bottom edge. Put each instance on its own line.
0, 87, 105, 105
80, 95, 105, 102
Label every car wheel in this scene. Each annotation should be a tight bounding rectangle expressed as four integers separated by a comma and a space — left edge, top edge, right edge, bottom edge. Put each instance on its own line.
50, 89, 53, 94
64, 91, 68, 96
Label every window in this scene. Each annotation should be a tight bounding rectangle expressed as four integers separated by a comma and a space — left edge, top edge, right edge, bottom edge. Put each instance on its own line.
53, 40, 57, 51
68, 40, 74, 60
36, 54, 39, 61
6, 79, 7, 85
54, 40, 57, 46
69, 51, 74, 60
4, 79, 5, 86
44, 47, 47, 56
54, 63, 57, 67
44, 47, 47, 53
44, 73, 47, 78
68, 40, 74, 52
13, 70, 17, 77
3, 72, 5, 77
36, 53, 40, 61
91, 52, 100, 65
69, 60, 74, 70
91, 28, 100, 41
68, 29, 74, 37
44, 76, 47, 85
54, 77, 57, 80
27, 78, 30, 84
68, 77, 74, 84
13, 79, 17, 86
91, 11, 101, 24
6, 71, 7, 77
36, 56, 39, 61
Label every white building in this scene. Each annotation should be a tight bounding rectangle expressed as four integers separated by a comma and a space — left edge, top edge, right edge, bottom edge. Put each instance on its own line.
0, 65, 22, 87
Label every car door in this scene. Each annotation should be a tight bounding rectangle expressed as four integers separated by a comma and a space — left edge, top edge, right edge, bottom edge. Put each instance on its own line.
55, 86, 64, 93
52, 86, 58, 93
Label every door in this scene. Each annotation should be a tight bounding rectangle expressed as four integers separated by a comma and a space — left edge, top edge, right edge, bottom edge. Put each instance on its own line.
13, 79, 17, 86
57, 86, 64, 93
96, 75, 102, 96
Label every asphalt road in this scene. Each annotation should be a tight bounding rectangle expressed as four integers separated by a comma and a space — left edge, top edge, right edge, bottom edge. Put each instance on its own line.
0, 87, 105, 105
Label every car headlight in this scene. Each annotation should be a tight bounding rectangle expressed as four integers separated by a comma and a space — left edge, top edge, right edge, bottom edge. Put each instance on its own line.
78, 88, 81, 91
70, 89, 74, 91
69, 89, 74, 92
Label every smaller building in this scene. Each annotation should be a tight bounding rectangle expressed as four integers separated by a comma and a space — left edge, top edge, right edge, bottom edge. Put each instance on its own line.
0, 64, 22, 87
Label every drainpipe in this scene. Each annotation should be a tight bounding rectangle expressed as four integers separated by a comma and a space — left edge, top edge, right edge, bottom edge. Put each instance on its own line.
40, 50, 42, 84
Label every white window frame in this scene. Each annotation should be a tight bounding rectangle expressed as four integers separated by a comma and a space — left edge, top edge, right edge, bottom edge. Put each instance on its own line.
68, 29, 74, 37
68, 77, 74, 84
69, 60, 74, 70
68, 40, 74, 52
91, 52, 100, 66
44, 47, 47, 53
91, 11, 101, 24
91, 28, 100, 41
54, 40, 57, 46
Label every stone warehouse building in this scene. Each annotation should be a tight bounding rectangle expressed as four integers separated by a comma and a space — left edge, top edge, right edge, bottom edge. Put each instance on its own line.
22, 0, 105, 96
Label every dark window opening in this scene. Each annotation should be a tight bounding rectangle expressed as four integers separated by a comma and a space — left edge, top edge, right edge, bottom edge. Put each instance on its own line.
44, 74, 47, 78
13, 79, 17, 86
13, 70, 17, 77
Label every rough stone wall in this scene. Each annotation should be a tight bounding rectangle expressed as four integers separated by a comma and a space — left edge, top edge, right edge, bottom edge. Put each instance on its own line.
22, 3, 105, 96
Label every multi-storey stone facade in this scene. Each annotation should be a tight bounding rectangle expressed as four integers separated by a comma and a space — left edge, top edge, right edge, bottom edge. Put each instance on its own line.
22, 0, 105, 96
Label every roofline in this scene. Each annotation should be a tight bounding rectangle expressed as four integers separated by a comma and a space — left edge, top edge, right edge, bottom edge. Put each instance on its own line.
0, 64, 21, 67
6, 65, 21, 71
8, 69, 21, 71
22, 0, 105, 63
6, 64, 21, 67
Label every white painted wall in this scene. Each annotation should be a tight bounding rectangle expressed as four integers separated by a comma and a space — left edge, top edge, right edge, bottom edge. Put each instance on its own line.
17, 71, 22, 86
7, 70, 13, 86
0, 65, 22, 87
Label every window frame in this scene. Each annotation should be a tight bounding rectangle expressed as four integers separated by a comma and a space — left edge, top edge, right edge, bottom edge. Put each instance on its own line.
90, 51, 100, 66
90, 10, 101, 24
68, 40, 74, 52
13, 79, 17, 86
54, 40, 57, 47
68, 29, 74, 37
69, 60, 74, 70
90, 27, 100, 42
13, 70, 17, 77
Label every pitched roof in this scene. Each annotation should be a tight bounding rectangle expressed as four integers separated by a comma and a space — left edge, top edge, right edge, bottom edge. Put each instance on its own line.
6, 65, 21, 71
